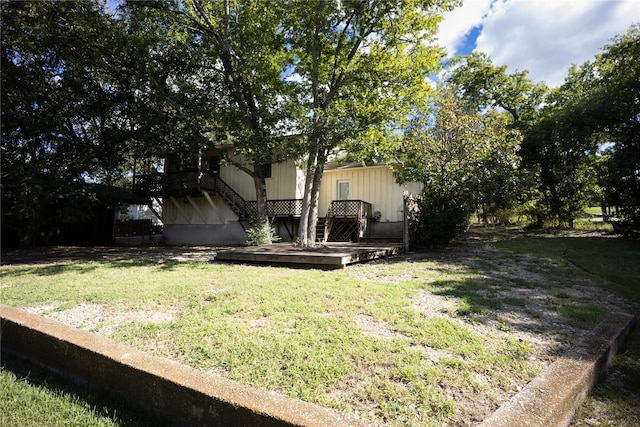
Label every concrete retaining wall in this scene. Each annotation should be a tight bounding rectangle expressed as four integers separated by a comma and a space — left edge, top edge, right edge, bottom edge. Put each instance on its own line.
0, 304, 358, 427
1, 303, 633, 427
480, 312, 635, 427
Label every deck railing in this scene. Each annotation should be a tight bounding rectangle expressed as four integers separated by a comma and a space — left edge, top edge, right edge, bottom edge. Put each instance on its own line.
133, 170, 247, 218
324, 200, 372, 242
245, 199, 305, 219
133, 173, 373, 240
329, 200, 373, 219
134, 170, 215, 197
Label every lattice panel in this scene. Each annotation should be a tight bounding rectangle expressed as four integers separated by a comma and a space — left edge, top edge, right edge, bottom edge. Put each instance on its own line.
267, 200, 304, 217
327, 218, 359, 242
244, 200, 305, 218
330, 200, 361, 217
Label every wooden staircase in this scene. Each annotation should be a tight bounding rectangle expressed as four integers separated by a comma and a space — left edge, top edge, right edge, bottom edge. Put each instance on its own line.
212, 176, 248, 219
316, 218, 327, 243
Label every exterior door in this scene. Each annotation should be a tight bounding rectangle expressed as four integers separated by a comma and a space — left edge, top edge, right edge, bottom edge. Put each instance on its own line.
336, 180, 350, 215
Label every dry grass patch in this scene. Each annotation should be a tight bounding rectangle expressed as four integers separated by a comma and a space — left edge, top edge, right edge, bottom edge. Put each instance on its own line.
1, 230, 635, 426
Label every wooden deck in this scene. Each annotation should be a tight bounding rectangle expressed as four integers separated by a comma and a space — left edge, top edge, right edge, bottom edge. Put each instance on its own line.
215, 242, 404, 269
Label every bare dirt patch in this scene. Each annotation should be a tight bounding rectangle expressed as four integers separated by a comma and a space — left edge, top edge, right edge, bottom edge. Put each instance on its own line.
6, 229, 634, 426
412, 289, 457, 318
353, 314, 400, 340
23, 303, 176, 336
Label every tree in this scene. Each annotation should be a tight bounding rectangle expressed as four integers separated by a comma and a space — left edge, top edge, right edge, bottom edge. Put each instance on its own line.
1, 0, 144, 246
395, 86, 522, 243
521, 65, 601, 227
593, 24, 640, 227
134, 0, 298, 225
286, 0, 457, 246
449, 51, 604, 228
519, 22, 639, 229
127, 0, 458, 245
448, 52, 547, 125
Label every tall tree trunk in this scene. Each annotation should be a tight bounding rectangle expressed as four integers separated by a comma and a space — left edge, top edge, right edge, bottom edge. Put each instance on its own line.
305, 147, 327, 243
298, 152, 317, 246
297, 0, 324, 247
252, 168, 268, 222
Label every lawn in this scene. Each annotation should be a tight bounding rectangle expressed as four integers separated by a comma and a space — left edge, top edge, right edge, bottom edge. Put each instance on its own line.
1, 228, 638, 426
492, 229, 640, 427
0, 356, 152, 427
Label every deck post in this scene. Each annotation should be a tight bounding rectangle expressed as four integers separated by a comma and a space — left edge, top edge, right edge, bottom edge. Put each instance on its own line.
403, 191, 410, 253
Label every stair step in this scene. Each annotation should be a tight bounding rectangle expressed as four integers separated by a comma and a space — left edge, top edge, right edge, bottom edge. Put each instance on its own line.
316, 218, 326, 242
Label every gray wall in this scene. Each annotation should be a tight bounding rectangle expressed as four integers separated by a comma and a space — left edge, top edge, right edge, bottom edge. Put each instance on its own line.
163, 223, 246, 245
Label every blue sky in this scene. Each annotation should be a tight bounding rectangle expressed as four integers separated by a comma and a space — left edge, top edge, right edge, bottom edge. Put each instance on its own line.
106, 0, 637, 88
437, 0, 639, 86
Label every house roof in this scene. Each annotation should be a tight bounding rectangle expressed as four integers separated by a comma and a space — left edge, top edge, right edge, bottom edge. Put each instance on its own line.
324, 161, 390, 171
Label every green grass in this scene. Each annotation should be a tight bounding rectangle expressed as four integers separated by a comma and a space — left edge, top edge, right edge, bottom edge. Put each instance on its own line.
1, 230, 638, 426
0, 260, 216, 307
492, 229, 640, 425
1, 357, 152, 427
572, 220, 614, 232
494, 233, 640, 302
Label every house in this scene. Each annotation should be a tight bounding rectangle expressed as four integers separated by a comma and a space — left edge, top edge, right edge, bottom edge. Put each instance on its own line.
133, 152, 422, 246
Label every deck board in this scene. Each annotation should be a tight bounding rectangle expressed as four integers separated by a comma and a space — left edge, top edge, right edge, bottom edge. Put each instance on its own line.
215, 243, 403, 269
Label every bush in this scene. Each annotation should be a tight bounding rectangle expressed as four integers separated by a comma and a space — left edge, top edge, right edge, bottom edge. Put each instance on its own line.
411, 195, 471, 245
245, 218, 281, 246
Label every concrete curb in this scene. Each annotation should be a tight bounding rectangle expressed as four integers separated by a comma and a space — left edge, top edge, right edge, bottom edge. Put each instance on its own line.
1, 304, 634, 427
0, 304, 359, 427
479, 312, 635, 427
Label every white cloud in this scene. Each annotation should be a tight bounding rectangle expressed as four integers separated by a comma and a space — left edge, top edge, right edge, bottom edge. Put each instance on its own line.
438, 0, 640, 87
437, 0, 494, 56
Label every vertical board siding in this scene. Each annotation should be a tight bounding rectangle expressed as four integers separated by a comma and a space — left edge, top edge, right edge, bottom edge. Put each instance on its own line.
163, 196, 237, 225
220, 164, 255, 200
319, 166, 423, 221
220, 159, 302, 201
266, 160, 300, 200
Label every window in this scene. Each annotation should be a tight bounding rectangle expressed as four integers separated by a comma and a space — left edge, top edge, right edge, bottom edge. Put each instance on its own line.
337, 180, 350, 200
208, 156, 221, 174
260, 163, 272, 178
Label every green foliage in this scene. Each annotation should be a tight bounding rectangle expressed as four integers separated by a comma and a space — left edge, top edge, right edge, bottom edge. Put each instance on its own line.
448, 52, 548, 124
412, 193, 471, 245
286, 0, 458, 243
1, 1, 123, 246
522, 25, 639, 228
245, 218, 281, 246
0, 1, 200, 246
593, 24, 640, 228
397, 86, 521, 243
447, 29, 640, 230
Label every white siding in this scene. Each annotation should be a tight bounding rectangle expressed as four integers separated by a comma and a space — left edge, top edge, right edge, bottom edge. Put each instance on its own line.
266, 160, 302, 199
219, 159, 302, 201
220, 164, 255, 200
319, 166, 423, 221
163, 195, 237, 225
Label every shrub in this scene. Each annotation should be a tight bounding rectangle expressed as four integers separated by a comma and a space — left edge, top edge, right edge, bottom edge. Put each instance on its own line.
245, 218, 281, 246
411, 194, 471, 245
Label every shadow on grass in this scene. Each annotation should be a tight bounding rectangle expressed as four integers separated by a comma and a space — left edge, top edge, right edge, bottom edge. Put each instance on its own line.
1, 354, 160, 427
385, 228, 635, 356
430, 279, 502, 316
494, 235, 640, 303
424, 228, 640, 425
1, 259, 188, 278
